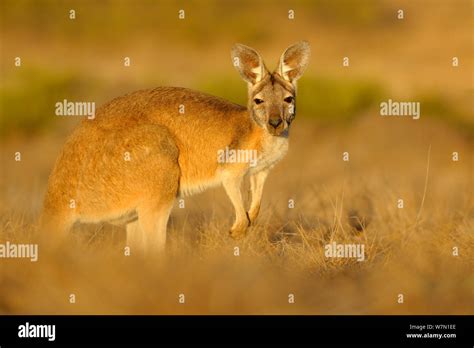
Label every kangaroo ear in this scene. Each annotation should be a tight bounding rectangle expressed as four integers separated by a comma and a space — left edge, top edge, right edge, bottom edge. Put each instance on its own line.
231, 44, 268, 84
276, 41, 311, 84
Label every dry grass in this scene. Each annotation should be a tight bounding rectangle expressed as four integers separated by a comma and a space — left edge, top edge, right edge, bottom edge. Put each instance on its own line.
1, 116, 473, 314
0, 0, 472, 315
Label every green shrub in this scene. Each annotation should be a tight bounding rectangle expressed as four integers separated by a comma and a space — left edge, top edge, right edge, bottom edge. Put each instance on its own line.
0, 68, 88, 137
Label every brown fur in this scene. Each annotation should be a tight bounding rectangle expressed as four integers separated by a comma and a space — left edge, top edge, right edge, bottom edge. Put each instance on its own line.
41, 42, 310, 251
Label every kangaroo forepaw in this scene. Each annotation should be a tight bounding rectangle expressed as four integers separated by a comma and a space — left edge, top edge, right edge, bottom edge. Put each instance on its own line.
229, 226, 247, 240
229, 216, 250, 239
247, 210, 260, 226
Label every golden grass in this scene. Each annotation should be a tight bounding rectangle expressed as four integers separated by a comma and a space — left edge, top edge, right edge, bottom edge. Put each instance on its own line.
1, 116, 472, 314
0, 0, 472, 315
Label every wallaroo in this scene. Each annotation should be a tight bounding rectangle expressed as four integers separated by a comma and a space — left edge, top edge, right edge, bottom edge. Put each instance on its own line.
41, 41, 311, 251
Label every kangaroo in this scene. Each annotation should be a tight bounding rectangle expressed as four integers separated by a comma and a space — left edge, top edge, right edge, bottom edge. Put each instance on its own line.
40, 41, 310, 251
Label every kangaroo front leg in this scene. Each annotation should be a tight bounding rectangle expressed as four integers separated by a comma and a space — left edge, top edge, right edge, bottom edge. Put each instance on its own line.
223, 176, 249, 239
126, 220, 146, 254
248, 170, 268, 225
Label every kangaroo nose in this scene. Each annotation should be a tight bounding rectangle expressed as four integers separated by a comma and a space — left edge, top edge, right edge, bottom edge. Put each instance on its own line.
269, 118, 282, 129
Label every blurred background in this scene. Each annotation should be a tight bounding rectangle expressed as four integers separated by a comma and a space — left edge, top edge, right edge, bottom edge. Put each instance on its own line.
0, 0, 473, 314
1, 0, 472, 138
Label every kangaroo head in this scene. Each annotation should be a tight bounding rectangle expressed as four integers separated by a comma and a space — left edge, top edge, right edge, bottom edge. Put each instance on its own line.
231, 41, 310, 136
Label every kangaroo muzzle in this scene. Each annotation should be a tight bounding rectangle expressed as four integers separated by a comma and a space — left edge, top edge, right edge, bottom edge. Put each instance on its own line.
268, 117, 282, 129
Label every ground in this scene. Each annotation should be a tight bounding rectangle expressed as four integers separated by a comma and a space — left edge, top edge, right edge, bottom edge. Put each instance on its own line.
1, 114, 472, 314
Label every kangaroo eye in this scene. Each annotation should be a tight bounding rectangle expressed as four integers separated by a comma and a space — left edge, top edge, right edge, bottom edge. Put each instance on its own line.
253, 98, 264, 105
284, 96, 294, 103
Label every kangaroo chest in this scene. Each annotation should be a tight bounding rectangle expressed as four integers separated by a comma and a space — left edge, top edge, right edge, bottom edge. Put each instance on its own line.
250, 135, 289, 173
